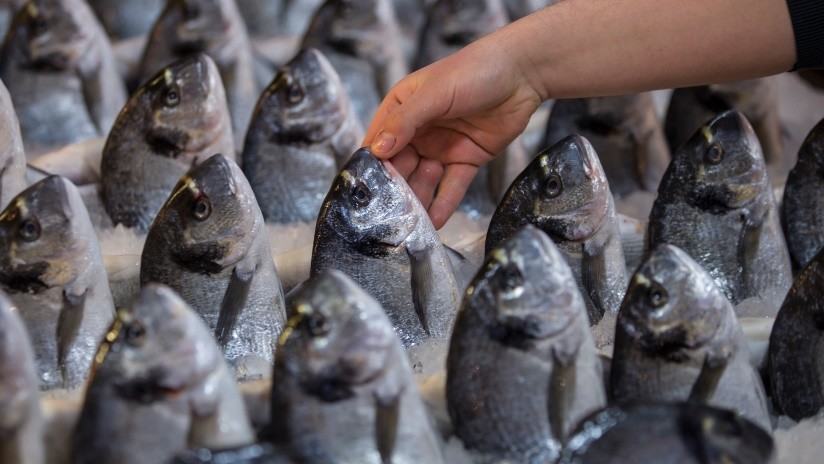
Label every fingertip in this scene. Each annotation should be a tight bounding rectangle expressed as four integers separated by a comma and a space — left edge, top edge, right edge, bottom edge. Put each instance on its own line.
370, 131, 396, 158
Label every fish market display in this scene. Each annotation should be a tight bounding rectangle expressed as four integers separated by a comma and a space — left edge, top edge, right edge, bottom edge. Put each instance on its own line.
0, 176, 114, 390
235, 0, 282, 38
543, 94, 670, 197
0, 0, 127, 153
141, 154, 286, 380
447, 225, 606, 463
88, 0, 164, 40
782, 116, 824, 269
648, 110, 792, 308
611, 244, 771, 431
72, 284, 255, 464
101, 53, 235, 232
311, 148, 461, 348
0, 78, 27, 208
768, 246, 824, 421
270, 270, 445, 463
242, 47, 363, 224
0, 290, 44, 464
487, 135, 627, 326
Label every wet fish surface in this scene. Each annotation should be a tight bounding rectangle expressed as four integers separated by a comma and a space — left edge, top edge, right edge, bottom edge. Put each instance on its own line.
611, 244, 771, 431
487, 135, 627, 326
174, 443, 293, 464
141, 154, 286, 380
72, 284, 255, 464
88, 0, 164, 40
648, 110, 792, 308
269, 270, 445, 463
242, 48, 363, 224
447, 225, 606, 463
543, 94, 670, 197
0, 0, 127, 153
311, 148, 461, 348
781, 116, 824, 269
101, 53, 235, 232
235, 0, 283, 38
0, 176, 114, 390
0, 290, 44, 464
0, 77, 27, 208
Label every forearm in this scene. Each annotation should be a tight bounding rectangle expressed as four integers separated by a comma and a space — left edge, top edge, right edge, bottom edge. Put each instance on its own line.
495, 0, 796, 101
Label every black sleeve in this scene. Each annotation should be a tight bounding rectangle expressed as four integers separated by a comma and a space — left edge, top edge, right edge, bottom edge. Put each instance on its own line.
787, 0, 824, 70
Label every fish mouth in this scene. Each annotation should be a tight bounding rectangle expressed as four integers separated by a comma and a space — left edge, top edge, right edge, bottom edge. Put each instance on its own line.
0, 261, 51, 294
687, 181, 760, 214
28, 51, 73, 72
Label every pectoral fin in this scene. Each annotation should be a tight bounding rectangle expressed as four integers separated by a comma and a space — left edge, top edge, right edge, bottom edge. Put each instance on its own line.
375, 393, 401, 464
549, 343, 579, 444
407, 246, 434, 337
58, 288, 88, 385
688, 352, 730, 404
215, 267, 253, 347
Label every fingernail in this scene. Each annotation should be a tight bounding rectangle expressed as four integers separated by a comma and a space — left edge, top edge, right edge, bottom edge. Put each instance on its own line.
372, 131, 395, 155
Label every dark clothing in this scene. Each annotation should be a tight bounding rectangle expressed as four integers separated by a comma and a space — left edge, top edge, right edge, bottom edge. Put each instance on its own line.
788, 0, 824, 69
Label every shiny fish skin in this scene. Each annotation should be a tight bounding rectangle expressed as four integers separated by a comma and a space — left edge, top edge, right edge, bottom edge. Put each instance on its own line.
311, 148, 461, 348
141, 154, 286, 380
0, 291, 44, 464
0, 78, 27, 209
611, 244, 771, 431
101, 53, 235, 232
447, 225, 605, 463
88, 0, 164, 40
487, 135, 627, 326
270, 270, 445, 464
72, 284, 255, 464
242, 48, 363, 224
0, 176, 114, 390
648, 110, 792, 308
0, 0, 127, 153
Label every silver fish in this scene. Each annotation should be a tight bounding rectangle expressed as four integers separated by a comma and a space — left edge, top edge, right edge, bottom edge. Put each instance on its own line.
88, 0, 164, 40
270, 269, 445, 463
311, 148, 462, 348
0, 290, 44, 464
611, 244, 771, 431
141, 154, 286, 380
0, 0, 127, 153
72, 284, 255, 464
235, 0, 283, 38
487, 135, 627, 327
0, 175, 114, 390
648, 110, 792, 308
447, 225, 606, 463
242, 47, 363, 224
101, 53, 235, 232
0, 0, 24, 46
0, 78, 27, 208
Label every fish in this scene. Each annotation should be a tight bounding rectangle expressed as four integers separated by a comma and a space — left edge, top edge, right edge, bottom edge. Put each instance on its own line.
504, 0, 554, 21
88, 0, 165, 40
242, 47, 363, 224
310, 148, 462, 348
768, 246, 824, 420
0, 290, 44, 464
557, 402, 775, 464
139, 0, 264, 143
101, 53, 236, 232
269, 269, 445, 463
71, 284, 255, 464
0, 0, 127, 153
0, 78, 27, 209
447, 225, 606, 463
140, 154, 286, 380
487, 135, 628, 327
611, 244, 771, 431
174, 443, 293, 464
781, 116, 824, 269
543, 94, 671, 197
0, 0, 24, 41
235, 0, 284, 38
648, 109, 792, 308
665, 78, 784, 167
0, 175, 115, 390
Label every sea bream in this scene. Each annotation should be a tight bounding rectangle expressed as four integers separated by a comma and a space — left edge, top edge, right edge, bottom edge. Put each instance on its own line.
269, 270, 445, 463
0, 0, 127, 153
311, 148, 462, 348
648, 110, 792, 308
0, 77, 27, 209
0, 176, 114, 390
141, 154, 286, 380
447, 225, 606, 463
71, 284, 255, 464
88, 0, 164, 40
101, 53, 235, 232
242, 47, 363, 224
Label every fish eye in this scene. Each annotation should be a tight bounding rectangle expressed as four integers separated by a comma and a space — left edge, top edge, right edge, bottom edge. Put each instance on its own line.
18, 218, 40, 242
351, 182, 370, 207
124, 323, 146, 346
500, 266, 523, 293
31, 16, 48, 36
305, 312, 329, 337
183, 2, 200, 19
287, 82, 304, 104
191, 195, 212, 221
164, 85, 181, 107
647, 283, 668, 308
543, 173, 563, 198
705, 142, 724, 165
339, 0, 355, 17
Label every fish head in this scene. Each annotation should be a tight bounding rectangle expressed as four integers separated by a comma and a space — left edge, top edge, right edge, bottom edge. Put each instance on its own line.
322, 0, 389, 55
433, 0, 507, 46
162, 0, 232, 54
618, 244, 729, 357
0, 176, 87, 294
253, 48, 347, 145
278, 270, 395, 401
153, 154, 258, 273
799, 117, 824, 171
319, 148, 418, 251
0, 292, 36, 434
525, 135, 611, 241
89, 284, 220, 401
20, 0, 94, 71
470, 225, 582, 349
